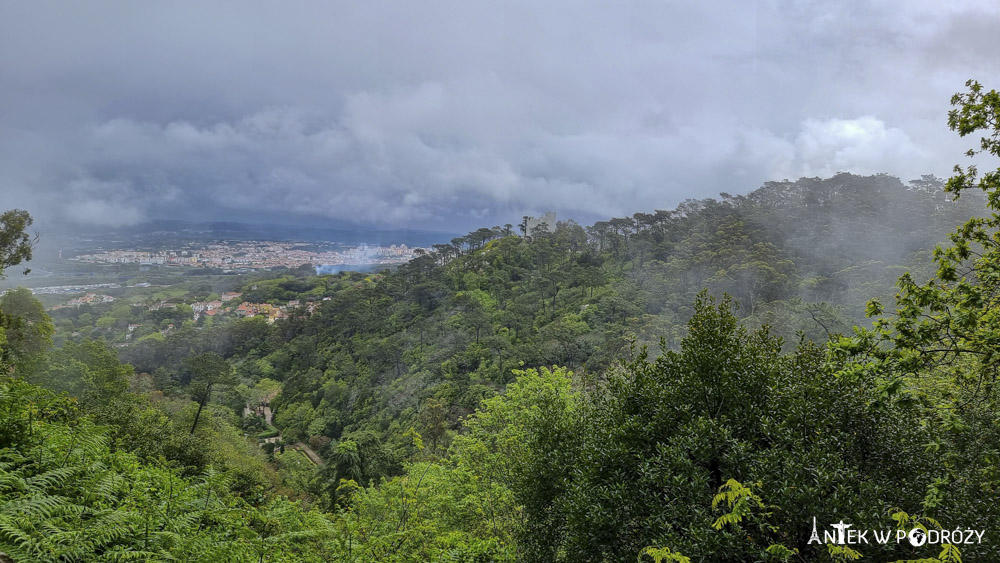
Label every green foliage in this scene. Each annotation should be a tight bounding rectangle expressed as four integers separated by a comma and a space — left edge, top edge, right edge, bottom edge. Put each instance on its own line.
711, 479, 765, 530
338, 461, 517, 562
0, 209, 35, 278
498, 294, 968, 561
849, 80, 1000, 407
823, 80, 1000, 561
184, 352, 235, 435
0, 288, 53, 376
827, 544, 864, 561
453, 366, 579, 558
638, 546, 691, 563
0, 376, 334, 561
946, 79, 1000, 201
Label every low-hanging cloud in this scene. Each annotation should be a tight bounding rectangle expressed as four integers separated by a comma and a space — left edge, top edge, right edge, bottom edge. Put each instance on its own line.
795, 116, 923, 178
1, 1, 999, 231
738, 116, 925, 182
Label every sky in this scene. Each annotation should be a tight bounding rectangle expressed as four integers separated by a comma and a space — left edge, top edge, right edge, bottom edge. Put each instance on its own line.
2, 1, 999, 233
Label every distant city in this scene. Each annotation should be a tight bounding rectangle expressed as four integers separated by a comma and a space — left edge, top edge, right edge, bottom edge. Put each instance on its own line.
72, 240, 425, 271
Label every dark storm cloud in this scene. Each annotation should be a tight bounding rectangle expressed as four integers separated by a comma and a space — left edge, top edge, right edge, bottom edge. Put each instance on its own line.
1, 1, 998, 231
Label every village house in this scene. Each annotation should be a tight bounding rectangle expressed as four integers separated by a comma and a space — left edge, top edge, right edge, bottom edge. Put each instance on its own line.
125, 323, 141, 340
66, 293, 116, 306
234, 302, 274, 318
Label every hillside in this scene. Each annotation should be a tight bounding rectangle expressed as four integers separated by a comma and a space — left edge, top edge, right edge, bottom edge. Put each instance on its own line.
197, 173, 985, 466
36, 173, 989, 465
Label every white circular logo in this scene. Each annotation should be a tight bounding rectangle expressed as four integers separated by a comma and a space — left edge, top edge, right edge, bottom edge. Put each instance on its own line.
908, 528, 927, 547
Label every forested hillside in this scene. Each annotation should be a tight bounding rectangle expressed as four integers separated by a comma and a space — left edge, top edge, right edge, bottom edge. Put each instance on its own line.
3, 80, 1000, 561
110, 172, 984, 470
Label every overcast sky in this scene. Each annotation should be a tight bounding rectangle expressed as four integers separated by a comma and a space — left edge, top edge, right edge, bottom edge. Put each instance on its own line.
2, 1, 999, 232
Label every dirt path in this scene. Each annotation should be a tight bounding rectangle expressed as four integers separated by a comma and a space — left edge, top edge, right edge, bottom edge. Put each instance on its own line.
292, 443, 323, 466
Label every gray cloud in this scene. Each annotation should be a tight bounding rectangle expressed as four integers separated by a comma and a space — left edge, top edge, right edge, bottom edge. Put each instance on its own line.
1, 1, 998, 232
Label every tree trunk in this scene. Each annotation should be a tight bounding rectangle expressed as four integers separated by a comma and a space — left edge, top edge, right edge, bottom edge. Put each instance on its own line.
190, 400, 205, 435
190, 388, 211, 435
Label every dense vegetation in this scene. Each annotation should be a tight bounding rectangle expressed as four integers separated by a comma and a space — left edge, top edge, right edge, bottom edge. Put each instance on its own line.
1, 80, 999, 561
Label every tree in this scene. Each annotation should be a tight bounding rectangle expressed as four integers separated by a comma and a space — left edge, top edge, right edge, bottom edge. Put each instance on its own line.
184, 352, 235, 434
946, 79, 1000, 202
77, 339, 133, 408
533, 295, 936, 561
249, 377, 281, 406
0, 209, 35, 277
0, 287, 53, 375
452, 366, 581, 561
0, 210, 41, 378
333, 439, 363, 480
419, 397, 448, 451
852, 80, 1000, 404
